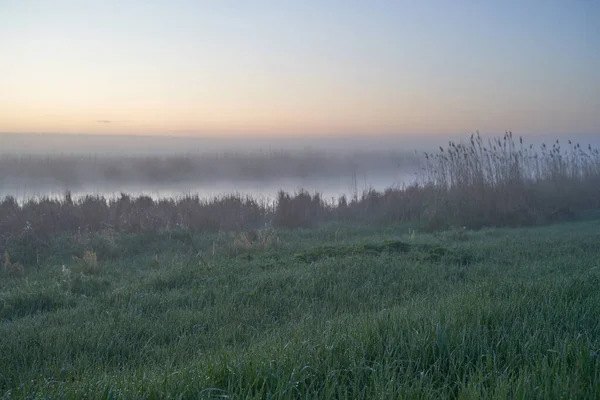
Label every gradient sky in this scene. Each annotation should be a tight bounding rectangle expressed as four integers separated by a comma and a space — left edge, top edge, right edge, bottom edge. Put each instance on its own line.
1, 0, 599, 137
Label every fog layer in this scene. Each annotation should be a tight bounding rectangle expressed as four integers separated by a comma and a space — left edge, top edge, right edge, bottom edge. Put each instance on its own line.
2, 132, 597, 201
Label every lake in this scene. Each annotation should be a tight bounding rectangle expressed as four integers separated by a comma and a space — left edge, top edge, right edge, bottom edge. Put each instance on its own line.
1, 171, 416, 204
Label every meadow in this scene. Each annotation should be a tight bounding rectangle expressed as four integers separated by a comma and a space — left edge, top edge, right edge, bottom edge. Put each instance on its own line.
1, 217, 599, 398
1, 133, 600, 398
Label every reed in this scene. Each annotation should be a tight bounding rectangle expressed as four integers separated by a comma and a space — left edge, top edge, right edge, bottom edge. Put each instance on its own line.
0, 134, 598, 250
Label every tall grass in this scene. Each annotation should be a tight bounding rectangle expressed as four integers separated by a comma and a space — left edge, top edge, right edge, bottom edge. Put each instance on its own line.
419, 132, 600, 228
0, 134, 598, 247
0, 192, 269, 241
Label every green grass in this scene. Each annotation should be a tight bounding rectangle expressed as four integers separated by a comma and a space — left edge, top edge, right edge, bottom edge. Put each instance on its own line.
1, 218, 600, 399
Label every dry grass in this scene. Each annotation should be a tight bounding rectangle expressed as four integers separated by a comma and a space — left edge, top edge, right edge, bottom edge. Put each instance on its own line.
73, 250, 102, 275
232, 229, 279, 254
273, 190, 327, 229
417, 132, 600, 229
2, 251, 25, 278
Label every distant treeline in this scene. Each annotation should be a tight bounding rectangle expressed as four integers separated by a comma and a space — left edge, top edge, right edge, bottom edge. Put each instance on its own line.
1, 134, 599, 251
0, 149, 419, 188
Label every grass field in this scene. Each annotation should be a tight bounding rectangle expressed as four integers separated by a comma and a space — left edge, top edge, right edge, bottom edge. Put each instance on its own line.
1, 216, 599, 399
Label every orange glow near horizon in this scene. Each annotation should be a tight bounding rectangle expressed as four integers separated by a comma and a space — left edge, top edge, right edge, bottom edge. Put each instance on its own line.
1, 2, 598, 138
2, 82, 596, 138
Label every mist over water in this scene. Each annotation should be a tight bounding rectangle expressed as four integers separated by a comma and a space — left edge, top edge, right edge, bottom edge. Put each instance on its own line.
0, 133, 425, 202
2, 132, 598, 202
0, 132, 442, 155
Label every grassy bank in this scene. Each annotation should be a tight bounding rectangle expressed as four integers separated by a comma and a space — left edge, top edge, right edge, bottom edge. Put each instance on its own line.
1, 217, 599, 398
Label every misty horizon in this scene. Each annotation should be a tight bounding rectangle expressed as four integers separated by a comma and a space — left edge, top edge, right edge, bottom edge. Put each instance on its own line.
0, 133, 421, 202
2, 131, 600, 156
2, 131, 599, 204
1, 1, 599, 203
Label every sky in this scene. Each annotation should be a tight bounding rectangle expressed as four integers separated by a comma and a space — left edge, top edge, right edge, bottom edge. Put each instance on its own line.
0, 0, 599, 138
